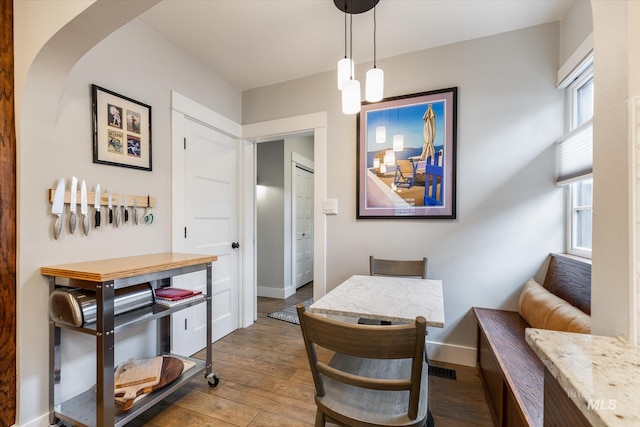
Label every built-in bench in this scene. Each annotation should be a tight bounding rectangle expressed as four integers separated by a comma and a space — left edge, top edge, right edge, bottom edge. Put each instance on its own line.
473, 254, 591, 427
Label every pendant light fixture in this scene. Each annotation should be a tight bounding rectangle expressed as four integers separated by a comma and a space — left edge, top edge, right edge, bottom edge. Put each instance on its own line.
342, 7, 361, 114
365, 3, 384, 102
337, 9, 354, 90
335, 0, 382, 115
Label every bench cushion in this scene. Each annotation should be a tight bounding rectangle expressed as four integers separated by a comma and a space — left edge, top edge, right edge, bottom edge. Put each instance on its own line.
518, 279, 590, 334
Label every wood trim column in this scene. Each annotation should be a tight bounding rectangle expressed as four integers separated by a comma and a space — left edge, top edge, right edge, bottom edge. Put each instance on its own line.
0, 0, 17, 424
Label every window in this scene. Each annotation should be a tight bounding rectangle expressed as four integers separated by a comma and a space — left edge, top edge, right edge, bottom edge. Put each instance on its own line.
568, 178, 592, 257
559, 60, 593, 258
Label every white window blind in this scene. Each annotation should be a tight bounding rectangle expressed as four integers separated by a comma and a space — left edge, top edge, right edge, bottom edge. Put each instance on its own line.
557, 119, 593, 185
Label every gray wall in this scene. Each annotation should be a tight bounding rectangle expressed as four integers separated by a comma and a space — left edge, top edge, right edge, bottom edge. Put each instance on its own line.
257, 141, 286, 293
244, 23, 565, 358
559, 0, 593, 66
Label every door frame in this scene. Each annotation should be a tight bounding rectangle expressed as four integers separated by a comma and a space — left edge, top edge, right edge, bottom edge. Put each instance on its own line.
170, 90, 243, 323
171, 101, 327, 328
243, 112, 328, 324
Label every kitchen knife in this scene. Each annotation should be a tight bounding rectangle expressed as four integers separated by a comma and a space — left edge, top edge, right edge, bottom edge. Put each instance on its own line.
124, 195, 129, 223
133, 197, 138, 225
69, 176, 77, 234
115, 194, 121, 228
94, 184, 101, 228
51, 178, 65, 240
108, 188, 113, 224
81, 180, 89, 235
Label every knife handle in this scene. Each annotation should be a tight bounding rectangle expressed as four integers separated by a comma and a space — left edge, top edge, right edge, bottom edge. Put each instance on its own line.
109, 208, 113, 224
115, 209, 121, 228
95, 209, 101, 228
69, 212, 77, 234
124, 208, 129, 223
54, 215, 62, 240
82, 215, 90, 235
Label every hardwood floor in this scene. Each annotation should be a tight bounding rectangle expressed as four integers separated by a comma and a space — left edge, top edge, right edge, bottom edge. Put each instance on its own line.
127, 283, 492, 426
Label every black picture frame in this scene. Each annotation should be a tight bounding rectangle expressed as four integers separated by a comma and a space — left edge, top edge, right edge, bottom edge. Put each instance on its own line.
92, 84, 152, 171
356, 87, 457, 219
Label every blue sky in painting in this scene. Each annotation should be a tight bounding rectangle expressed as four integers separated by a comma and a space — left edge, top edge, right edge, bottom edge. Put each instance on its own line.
366, 101, 446, 153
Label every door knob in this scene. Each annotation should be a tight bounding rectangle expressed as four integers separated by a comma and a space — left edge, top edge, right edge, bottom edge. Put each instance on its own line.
231, 242, 240, 249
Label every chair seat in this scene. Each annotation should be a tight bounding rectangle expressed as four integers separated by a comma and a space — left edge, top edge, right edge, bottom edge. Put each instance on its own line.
317, 355, 429, 427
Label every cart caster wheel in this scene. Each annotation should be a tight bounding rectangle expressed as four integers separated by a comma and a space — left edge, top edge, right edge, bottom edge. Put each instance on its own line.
206, 373, 220, 387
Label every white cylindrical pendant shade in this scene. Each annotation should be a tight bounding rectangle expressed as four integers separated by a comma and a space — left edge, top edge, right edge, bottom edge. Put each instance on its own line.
376, 126, 386, 143
337, 58, 355, 90
365, 67, 384, 102
342, 79, 361, 114
393, 134, 404, 151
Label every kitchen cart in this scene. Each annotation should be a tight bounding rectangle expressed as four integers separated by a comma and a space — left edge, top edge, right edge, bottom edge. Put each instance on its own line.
41, 253, 219, 427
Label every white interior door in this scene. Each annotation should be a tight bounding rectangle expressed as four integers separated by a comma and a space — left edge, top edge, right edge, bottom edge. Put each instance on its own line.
172, 118, 239, 355
293, 165, 314, 288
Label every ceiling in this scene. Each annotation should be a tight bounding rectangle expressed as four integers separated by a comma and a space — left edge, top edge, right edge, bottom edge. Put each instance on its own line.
139, 0, 573, 91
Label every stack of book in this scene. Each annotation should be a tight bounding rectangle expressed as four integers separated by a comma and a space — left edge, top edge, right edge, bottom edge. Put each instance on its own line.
154, 288, 204, 307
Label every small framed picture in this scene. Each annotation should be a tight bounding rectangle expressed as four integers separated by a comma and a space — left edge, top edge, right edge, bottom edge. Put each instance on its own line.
357, 87, 457, 219
92, 84, 152, 171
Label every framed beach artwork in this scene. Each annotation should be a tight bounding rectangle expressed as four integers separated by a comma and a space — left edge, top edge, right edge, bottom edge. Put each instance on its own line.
356, 87, 457, 219
92, 84, 152, 171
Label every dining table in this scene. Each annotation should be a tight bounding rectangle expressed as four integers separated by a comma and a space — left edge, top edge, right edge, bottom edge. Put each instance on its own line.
309, 274, 445, 327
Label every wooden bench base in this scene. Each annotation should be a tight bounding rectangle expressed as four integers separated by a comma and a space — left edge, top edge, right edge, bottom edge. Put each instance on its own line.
473, 308, 544, 427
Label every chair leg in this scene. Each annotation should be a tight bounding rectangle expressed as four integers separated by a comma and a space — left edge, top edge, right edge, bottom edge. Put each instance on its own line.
315, 409, 325, 427
427, 409, 435, 427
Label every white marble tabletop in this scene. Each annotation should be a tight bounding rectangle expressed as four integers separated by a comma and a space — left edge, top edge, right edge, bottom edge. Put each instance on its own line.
309, 275, 445, 327
526, 328, 640, 426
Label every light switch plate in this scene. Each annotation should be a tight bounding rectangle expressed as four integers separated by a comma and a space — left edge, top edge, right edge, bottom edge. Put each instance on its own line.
323, 199, 338, 215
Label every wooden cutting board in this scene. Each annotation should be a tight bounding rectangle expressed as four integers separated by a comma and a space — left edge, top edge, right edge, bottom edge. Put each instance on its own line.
114, 357, 163, 398
115, 356, 185, 411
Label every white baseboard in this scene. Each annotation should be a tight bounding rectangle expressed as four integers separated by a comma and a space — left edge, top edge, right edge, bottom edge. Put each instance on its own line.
257, 285, 297, 299
427, 341, 477, 367
19, 412, 48, 427
257, 286, 285, 299
284, 285, 296, 299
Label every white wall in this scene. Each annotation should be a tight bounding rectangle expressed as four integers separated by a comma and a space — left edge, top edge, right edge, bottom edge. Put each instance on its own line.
632, 0, 640, 347
590, 1, 640, 344
591, 1, 632, 340
244, 23, 565, 364
17, 16, 241, 426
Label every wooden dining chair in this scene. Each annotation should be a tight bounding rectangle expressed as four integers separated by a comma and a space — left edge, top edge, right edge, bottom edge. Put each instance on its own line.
361, 256, 429, 325
369, 256, 428, 278
296, 304, 433, 427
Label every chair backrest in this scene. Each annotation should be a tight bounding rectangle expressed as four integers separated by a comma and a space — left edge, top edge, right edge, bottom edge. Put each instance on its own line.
370, 256, 428, 279
296, 304, 427, 420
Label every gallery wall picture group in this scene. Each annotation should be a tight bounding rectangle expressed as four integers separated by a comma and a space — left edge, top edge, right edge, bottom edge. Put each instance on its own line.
357, 87, 457, 219
92, 84, 152, 171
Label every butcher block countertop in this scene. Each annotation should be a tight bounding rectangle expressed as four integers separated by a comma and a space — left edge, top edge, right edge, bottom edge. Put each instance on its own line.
41, 253, 217, 282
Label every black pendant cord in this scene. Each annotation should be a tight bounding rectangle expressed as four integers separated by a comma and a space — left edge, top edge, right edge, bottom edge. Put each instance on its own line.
349, 0, 353, 79
343, 8, 347, 60
373, 5, 377, 69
